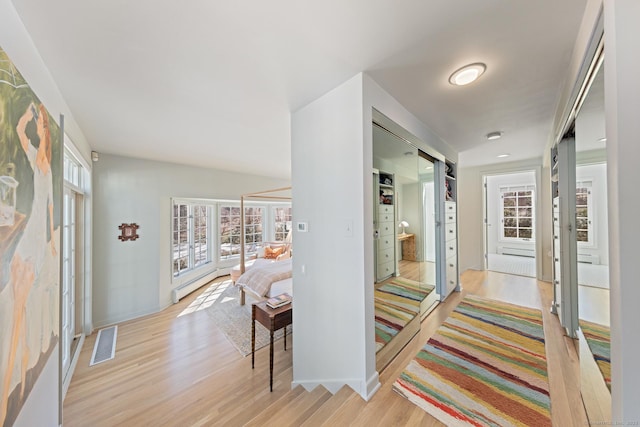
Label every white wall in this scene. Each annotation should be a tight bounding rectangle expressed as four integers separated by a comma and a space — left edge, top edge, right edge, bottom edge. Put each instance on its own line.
92, 154, 289, 327
0, 1, 94, 425
486, 171, 536, 256
604, 0, 640, 420
14, 353, 58, 427
0, 0, 92, 166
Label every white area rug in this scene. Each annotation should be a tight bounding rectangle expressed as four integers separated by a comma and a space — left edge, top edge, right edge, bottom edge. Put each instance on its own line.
206, 284, 290, 356
488, 253, 609, 288
578, 263, 609, 289
488, 253, 536, 278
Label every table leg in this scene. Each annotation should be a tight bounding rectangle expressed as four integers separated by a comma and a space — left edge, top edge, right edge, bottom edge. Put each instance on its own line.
270, 318, 275, 392
284, 325, 287, 351
251, 305, 256, 369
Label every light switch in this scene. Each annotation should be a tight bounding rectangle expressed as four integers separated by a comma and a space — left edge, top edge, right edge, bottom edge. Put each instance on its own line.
344, 219, 353, 237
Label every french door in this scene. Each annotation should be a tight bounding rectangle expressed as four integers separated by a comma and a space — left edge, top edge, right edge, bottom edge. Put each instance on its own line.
61, 186, 76, 378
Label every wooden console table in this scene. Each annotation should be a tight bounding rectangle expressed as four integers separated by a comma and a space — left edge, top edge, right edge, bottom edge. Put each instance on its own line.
398, 233, 416, 261
251, 301, 292, 391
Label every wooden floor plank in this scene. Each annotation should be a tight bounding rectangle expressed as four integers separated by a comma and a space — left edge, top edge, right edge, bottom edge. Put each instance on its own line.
63, 271, 589, 426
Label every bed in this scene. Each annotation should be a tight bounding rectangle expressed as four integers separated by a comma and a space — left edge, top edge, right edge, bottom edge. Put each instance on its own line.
235, 186, 293, 305
236, 258, 293, 305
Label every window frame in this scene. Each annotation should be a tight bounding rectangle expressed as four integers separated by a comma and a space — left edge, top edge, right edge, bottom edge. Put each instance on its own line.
499, 186, 535, 243
272, 205, 292, 242
218, 203, 266, 261
171, 199, 213, 279
576, 180, 594, 247
171, 198, 292, 283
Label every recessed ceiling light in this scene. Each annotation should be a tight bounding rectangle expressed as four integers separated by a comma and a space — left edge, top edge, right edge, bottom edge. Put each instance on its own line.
449, 63, 486, 86
598, 137, 607, 143
486, 131, 503, 140
497, 153, 510, 158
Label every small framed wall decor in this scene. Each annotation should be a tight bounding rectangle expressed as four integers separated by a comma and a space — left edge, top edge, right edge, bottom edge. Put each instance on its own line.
118, 223, 139, 241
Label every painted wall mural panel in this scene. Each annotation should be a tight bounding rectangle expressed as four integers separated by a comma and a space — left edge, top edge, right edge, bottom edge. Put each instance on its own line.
0, 46, 61, 427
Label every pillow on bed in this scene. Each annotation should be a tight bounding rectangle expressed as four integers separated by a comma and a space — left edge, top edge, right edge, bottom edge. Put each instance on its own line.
264, 246, 284, 259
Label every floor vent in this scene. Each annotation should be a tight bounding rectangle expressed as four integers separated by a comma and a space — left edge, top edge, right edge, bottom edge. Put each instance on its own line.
90, 326, 118, 366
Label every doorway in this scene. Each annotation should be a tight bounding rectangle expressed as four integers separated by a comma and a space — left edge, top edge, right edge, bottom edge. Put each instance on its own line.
483, 171, 537, 278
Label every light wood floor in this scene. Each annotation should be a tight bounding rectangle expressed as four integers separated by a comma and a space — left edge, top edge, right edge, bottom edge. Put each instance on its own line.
63, 270, 588, 426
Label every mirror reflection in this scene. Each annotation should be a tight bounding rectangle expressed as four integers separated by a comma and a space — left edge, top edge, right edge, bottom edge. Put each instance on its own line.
575, 61, 611, 415
372, 122, 440, 370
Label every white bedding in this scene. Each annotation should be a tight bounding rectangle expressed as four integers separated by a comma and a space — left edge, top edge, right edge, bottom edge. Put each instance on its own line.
236, 258, 292, 297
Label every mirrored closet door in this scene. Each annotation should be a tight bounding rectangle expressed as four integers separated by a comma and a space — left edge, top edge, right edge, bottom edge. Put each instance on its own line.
574, 58, 611, 420
372, 120, 441, 370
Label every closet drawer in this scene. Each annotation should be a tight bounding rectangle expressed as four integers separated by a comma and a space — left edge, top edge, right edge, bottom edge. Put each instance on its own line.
379, 212, 394, 223
377, 261, 394, 278
378, 235, 394, 251
445, 201, 456, 213
445, 223, 457, 241
445, 212, 457, 224
446, 257, 458, 285
378, 247, 395, 264
379, 221, 394, 236
446, 240, 457, 259
379, 204, 394, 215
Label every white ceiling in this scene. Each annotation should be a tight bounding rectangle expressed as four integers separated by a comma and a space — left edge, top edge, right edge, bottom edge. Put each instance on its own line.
11, 0, 588, 178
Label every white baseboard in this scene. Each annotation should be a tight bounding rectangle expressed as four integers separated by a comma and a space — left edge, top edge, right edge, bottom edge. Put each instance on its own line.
291, 378, 370, 399
171, 268, 231, 303
364, 372, 381, 401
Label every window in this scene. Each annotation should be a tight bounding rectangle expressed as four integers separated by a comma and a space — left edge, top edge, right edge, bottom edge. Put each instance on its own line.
63, 152, 82, 188
501, 188, 534, 240
172, 200, 289, 276
219, 205, 264, 259
576, 182, 592, 244
273, 206, 292, 242
172, 202, 211, 276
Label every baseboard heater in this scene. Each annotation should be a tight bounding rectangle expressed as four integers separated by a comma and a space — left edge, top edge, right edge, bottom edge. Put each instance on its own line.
171, 267, 231, 303
578, 253, 600, 265
496, 246, 535, 258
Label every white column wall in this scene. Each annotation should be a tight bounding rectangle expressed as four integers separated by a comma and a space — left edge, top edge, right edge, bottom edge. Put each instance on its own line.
291, 72, 455, 400
604, 0, 640, 421
291, 74, 371, 397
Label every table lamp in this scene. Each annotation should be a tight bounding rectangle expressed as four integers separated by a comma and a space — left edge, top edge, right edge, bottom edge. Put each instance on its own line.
399, 221, 409, 235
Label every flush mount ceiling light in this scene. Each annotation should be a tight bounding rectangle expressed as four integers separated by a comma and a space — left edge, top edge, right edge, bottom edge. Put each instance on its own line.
448, 63, 486, 86
598, 137, 607, 143
486, 131, 503, 140
497, 153, 510, 158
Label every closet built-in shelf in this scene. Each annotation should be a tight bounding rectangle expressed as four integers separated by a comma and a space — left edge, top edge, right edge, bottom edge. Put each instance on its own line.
445, 160, 456, 202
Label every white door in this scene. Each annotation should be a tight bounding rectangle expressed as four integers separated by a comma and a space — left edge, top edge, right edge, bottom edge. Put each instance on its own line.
61, 186, 76, 379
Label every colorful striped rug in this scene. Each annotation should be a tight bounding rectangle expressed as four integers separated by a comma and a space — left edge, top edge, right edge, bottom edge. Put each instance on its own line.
374, 279, 434, 353
393, 294, 551, 426
375, 293, 419, 353
580, 319, 611, 390
377, 277, 435, 303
